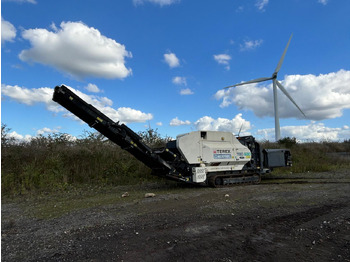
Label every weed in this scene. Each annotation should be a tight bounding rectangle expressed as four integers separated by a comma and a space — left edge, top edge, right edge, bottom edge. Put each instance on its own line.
1, 126, 159, 196
2, 124, 350, 196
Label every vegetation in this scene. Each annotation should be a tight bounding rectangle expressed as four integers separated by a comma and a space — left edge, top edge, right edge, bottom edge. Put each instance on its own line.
2, 124, 350, 196
138, 127, 172, 148
264, 136, 350, 173
1, 124, 169, 196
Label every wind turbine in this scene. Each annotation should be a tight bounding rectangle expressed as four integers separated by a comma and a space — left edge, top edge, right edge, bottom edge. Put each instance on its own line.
224, 33, 306, 141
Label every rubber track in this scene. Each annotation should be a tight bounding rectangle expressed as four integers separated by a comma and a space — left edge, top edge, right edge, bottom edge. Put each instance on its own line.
208, 173, 261, 188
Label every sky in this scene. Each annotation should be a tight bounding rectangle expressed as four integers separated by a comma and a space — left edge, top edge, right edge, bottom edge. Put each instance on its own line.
1, 0, 350, 142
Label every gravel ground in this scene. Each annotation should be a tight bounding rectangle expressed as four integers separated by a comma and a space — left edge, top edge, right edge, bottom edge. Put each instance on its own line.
2, 170, 350, 262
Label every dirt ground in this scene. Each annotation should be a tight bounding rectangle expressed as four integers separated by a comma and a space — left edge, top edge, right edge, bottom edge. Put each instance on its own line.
2, 170, 350, 262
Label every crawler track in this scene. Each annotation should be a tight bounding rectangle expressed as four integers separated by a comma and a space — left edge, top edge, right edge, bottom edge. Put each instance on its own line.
208, 173, 261, 188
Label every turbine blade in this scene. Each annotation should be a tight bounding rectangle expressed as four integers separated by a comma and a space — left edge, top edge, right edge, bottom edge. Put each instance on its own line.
276, 80, 306, 118
274, 33, 293, 75
224, 77, 273, 89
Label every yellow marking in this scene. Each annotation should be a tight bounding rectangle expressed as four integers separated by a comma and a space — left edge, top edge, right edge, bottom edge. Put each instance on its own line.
96, 117, 103, 122
69, 96, 73, 101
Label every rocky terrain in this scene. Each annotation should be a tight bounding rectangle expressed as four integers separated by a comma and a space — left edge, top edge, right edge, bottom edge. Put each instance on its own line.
2, 170, 350, 261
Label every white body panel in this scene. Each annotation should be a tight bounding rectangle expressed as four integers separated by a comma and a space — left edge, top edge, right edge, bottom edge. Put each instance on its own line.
176, 131, 252, 183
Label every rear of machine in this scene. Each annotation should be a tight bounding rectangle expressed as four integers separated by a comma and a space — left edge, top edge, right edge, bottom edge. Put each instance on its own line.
52, 84, 291, 187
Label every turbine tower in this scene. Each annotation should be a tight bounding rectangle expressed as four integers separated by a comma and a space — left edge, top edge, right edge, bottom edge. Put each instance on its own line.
224, 34, 306, 141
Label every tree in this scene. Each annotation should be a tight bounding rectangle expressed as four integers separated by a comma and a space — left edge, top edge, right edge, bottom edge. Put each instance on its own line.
138, 128, 171, 148
1, 123, 15, 147
278, 137, 297, 148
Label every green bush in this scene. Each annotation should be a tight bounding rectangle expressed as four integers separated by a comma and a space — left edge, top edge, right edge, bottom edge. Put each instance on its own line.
1, 125, 157, 195
138, 128, 171, 148
278, 137, 297, 148
2, 124, 349, 196
261, 138, 350, 173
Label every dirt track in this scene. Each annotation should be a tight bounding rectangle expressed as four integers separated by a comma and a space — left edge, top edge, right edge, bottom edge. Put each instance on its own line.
2, 171, 350, 262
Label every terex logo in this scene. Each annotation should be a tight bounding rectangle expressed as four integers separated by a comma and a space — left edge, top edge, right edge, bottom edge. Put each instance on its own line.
214, 149, 231, 154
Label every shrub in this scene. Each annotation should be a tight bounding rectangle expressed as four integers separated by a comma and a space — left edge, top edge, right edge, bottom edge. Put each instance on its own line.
138, 127, 171, 148
2, 124, 349, 195
278, 137, 297, 148
1, 127, 155, 195
260, 139, 350, 174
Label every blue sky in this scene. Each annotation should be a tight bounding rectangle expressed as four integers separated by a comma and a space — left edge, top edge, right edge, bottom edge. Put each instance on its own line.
1, 0, 350, 142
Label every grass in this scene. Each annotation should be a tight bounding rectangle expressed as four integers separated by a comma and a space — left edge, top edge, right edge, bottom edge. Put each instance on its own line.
28, 186, 143, 219
262, 139, 350, 173
2, 124, 350, 197
3, 181, 202, 220
1, 131, 158, 196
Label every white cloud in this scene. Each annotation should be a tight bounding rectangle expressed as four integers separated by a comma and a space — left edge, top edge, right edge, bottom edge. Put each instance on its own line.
172, 76, 187, 86
318, 0, 328, 5
240, 39, 263, 51
133, 0, 179, 6
255, 0, 269, 11
8, 129, 78, 143
180, 88, 194, 95
19, 21, 132, 79
194, 114, 251, 135
256, 122, 350, 142
156, 122, 163, 126
215, 70, 350, 121
85, 83, 100, 93
2, 0, 37, 3
113, 107, 153, 123
172, 77, 194, 95
1, 17, 16, 44
170, 117, 191, 126
36, 127, 61, 135
8, 131, 32, 142
214, 54, 231, 71
1, 84, 62, 112
164, 52, 180, 68
1, 84, 153, 124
